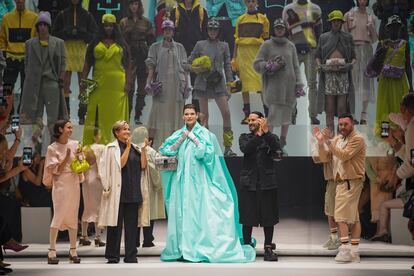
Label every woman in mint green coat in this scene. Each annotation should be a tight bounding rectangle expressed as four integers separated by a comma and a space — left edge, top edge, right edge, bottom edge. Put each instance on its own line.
159, 104, 255, 263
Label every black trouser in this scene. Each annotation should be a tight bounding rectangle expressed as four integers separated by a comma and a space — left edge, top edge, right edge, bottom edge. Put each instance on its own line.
128, 58, 147, 122
0, 195, 22, 242
0, 216, 12, 261
218, 19, 235, 57
105, 202, 139, 262
137, 220, 154, 246
242, 225, 274, 246
3, 58, 25, 113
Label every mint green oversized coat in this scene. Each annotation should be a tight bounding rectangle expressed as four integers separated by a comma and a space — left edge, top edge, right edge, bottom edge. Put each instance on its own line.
159, 122, 255, 263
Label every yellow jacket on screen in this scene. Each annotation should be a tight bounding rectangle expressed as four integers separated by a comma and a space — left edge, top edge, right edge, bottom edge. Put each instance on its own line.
0, 9, 37, 58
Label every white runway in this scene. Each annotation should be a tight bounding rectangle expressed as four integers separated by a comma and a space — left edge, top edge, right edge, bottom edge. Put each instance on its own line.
7, 257, 414, 276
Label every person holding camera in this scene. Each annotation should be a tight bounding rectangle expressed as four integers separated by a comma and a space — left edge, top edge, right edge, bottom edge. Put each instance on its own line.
188, 18, 236, 157
43, 120, 85, 265
313, 113, 366, 263
0, 127, 26, 245
52, 0, 98, 124
238, 111, 281, 261
20, 12, 68, 145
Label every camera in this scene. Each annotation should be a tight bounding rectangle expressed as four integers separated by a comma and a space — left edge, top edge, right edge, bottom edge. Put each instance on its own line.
22, 147, 33, 166
411, 149, 414, 167
381, 121, 390, 138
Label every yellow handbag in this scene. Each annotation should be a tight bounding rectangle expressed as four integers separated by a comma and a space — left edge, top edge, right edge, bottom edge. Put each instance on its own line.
70, 145, 90, 174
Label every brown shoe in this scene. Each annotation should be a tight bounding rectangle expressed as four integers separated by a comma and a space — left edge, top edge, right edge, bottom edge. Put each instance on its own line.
47, 249, 59, 265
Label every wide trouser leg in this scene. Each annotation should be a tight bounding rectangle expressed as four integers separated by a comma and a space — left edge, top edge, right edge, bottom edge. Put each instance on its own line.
105, 202, 124, 261
123, 203, 138, 262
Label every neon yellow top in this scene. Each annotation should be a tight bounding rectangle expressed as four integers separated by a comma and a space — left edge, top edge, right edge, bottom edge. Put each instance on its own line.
235, 12, 269, 46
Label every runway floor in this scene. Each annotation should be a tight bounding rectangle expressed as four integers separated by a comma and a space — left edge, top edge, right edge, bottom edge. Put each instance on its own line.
7, 256, 414, 276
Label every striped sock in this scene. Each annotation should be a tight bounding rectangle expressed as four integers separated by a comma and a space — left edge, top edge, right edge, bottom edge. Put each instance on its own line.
330, 228, 338, 241
340, 236, 349, 245
351, 239, 360, 253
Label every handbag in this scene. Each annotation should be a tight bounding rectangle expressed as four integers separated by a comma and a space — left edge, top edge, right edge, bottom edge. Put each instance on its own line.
403, 191, 414, 219
382, 64, 405, 79
154, 154, 177, 171
79, 79, 98, 105
70, 147, 90, 174
206, 70, 222, 86
382, 40, 405, 79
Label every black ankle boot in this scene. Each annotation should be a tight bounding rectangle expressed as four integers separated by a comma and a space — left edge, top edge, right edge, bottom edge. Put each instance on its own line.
263, 245, 278, 262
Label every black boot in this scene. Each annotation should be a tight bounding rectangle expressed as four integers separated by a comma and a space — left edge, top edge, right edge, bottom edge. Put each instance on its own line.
263, 244, 278, 262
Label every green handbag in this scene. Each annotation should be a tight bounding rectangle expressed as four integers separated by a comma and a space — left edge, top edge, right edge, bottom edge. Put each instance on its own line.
70, 145, 90, 174
70, 157, 90, 174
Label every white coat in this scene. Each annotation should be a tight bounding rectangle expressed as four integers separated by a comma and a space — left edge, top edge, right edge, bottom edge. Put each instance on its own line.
97, 140, 145, 227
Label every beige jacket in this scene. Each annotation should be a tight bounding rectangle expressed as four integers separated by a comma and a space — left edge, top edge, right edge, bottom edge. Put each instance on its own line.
318, 130, 366, 181
97, 140, 143, 227
311, 138, 334, 180
138, 146, 166, 227
396, 117, 414, 179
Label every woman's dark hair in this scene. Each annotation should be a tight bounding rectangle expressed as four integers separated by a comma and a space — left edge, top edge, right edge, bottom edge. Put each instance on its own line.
183, 104, 198, 113
53, 120, 70, 139
85, 23, 131, 69
127, 0, 144, 18
401, 93, 414, 114
251, 111, 264, 118
357, 0, 370, 7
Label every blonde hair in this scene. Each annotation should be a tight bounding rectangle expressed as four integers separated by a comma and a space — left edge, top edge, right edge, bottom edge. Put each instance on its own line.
112, 120, 129, 138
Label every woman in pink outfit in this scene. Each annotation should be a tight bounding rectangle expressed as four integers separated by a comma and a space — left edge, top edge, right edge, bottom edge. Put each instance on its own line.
43, 120, 84, 265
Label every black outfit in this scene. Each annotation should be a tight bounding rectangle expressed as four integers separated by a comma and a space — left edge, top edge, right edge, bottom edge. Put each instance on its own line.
170, 3, 208, 111
137, 220, 154, 247
313, 0, 355, 33
0, 216, 12, 258
0, 166, 22, 242
37, 0, 70, 23
170, 4, 208, 56
258, 0, 293, 30
52, 2, 99, 122
3, 59, 24, 104
105, 141, 142, 263
18, 167, 52, 207
0, 193, 21, 243
238, 132, 280, 245
373, 0, 414, 40
216, 5, 236, 57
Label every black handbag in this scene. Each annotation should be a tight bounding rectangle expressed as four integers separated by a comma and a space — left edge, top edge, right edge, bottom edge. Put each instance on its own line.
206, 70, 222, 87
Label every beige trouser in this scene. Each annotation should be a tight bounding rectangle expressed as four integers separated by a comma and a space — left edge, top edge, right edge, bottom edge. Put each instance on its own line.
324, 180, 336, 217
334, 179, 364, 224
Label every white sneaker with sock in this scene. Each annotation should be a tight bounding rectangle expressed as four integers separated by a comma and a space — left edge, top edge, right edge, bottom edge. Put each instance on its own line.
335, 244, 352, 263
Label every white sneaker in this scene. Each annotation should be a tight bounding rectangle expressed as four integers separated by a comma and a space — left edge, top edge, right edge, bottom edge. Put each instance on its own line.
328, 239, 341, 250
351, 252, 360, 263
335, 245, 352, 263
322, 237, 332, 248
